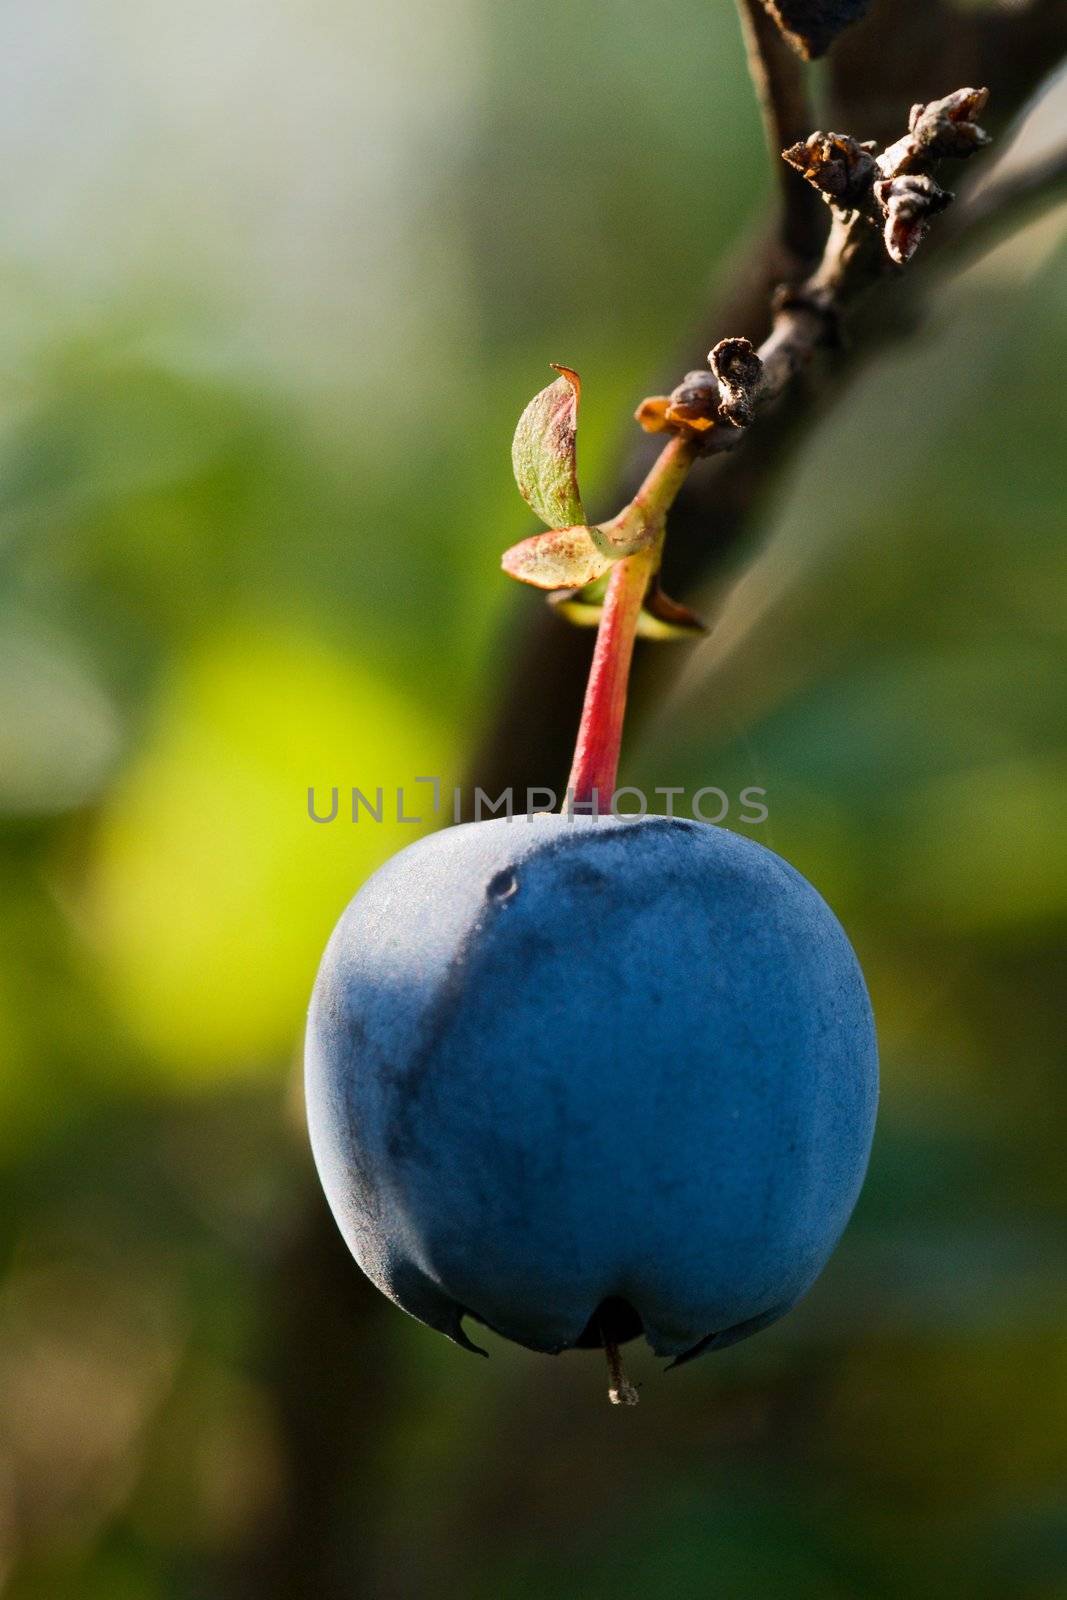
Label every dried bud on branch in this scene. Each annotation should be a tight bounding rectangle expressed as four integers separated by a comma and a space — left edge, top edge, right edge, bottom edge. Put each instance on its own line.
709, 338, 765, 428
878, 88, 991, 178
665, 371, 721, 432
782, 132, 877, 207
634, 372, 726, 438
709, 88, 991, 449
874, 173, 953, 265
694, 88, 990, 448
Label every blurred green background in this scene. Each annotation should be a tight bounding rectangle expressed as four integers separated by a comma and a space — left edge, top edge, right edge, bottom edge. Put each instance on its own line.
1, 1, 1065, 1596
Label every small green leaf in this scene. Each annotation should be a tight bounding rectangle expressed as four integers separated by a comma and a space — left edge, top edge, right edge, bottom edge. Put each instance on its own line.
511, 365, 585, 530
547, 589, 607, 628
501, 526, 613, 591
549, 576, 708, 639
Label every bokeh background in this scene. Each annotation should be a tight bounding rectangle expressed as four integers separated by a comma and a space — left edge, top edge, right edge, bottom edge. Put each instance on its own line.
1, 1, 1065, 1595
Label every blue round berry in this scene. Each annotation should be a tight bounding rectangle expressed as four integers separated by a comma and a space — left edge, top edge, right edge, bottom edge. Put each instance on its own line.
306, 814, 877, 1363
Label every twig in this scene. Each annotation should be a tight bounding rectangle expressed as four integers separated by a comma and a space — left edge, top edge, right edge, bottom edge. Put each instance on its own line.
464, 85, 1004, 816
735, 0, 826, 261
495, 88, 992, 803
630, 90, 991, 484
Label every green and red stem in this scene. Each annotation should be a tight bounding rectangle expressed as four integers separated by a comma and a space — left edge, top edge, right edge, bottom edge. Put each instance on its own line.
566, 548, 654, 805
565, 434, 698, 806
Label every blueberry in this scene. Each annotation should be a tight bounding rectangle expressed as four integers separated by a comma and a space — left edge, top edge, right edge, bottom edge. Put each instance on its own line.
305, 813, 877, 1365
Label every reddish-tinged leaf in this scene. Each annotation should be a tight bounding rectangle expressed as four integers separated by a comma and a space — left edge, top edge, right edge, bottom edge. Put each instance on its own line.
501, 526, 613, 591
511, 365, 586, 530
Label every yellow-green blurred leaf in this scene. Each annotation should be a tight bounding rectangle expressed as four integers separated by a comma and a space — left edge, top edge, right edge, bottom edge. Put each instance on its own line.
89, 622, 452, 1086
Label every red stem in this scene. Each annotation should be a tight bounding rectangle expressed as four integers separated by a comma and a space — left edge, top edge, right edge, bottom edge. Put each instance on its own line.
563, 434, 698, 810
565, 549, 653, 807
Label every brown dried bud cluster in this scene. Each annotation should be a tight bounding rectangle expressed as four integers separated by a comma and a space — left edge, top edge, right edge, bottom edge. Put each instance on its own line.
631, 87, 992, 499
899, 88, 992, 166
782, 132, 878, 208
636, 344, 766, 439
874, 173, 953, 265
782, 86, 989, 273
709, 338, 764, 428
876, 88, 991, 183
666, 371, 721, 429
